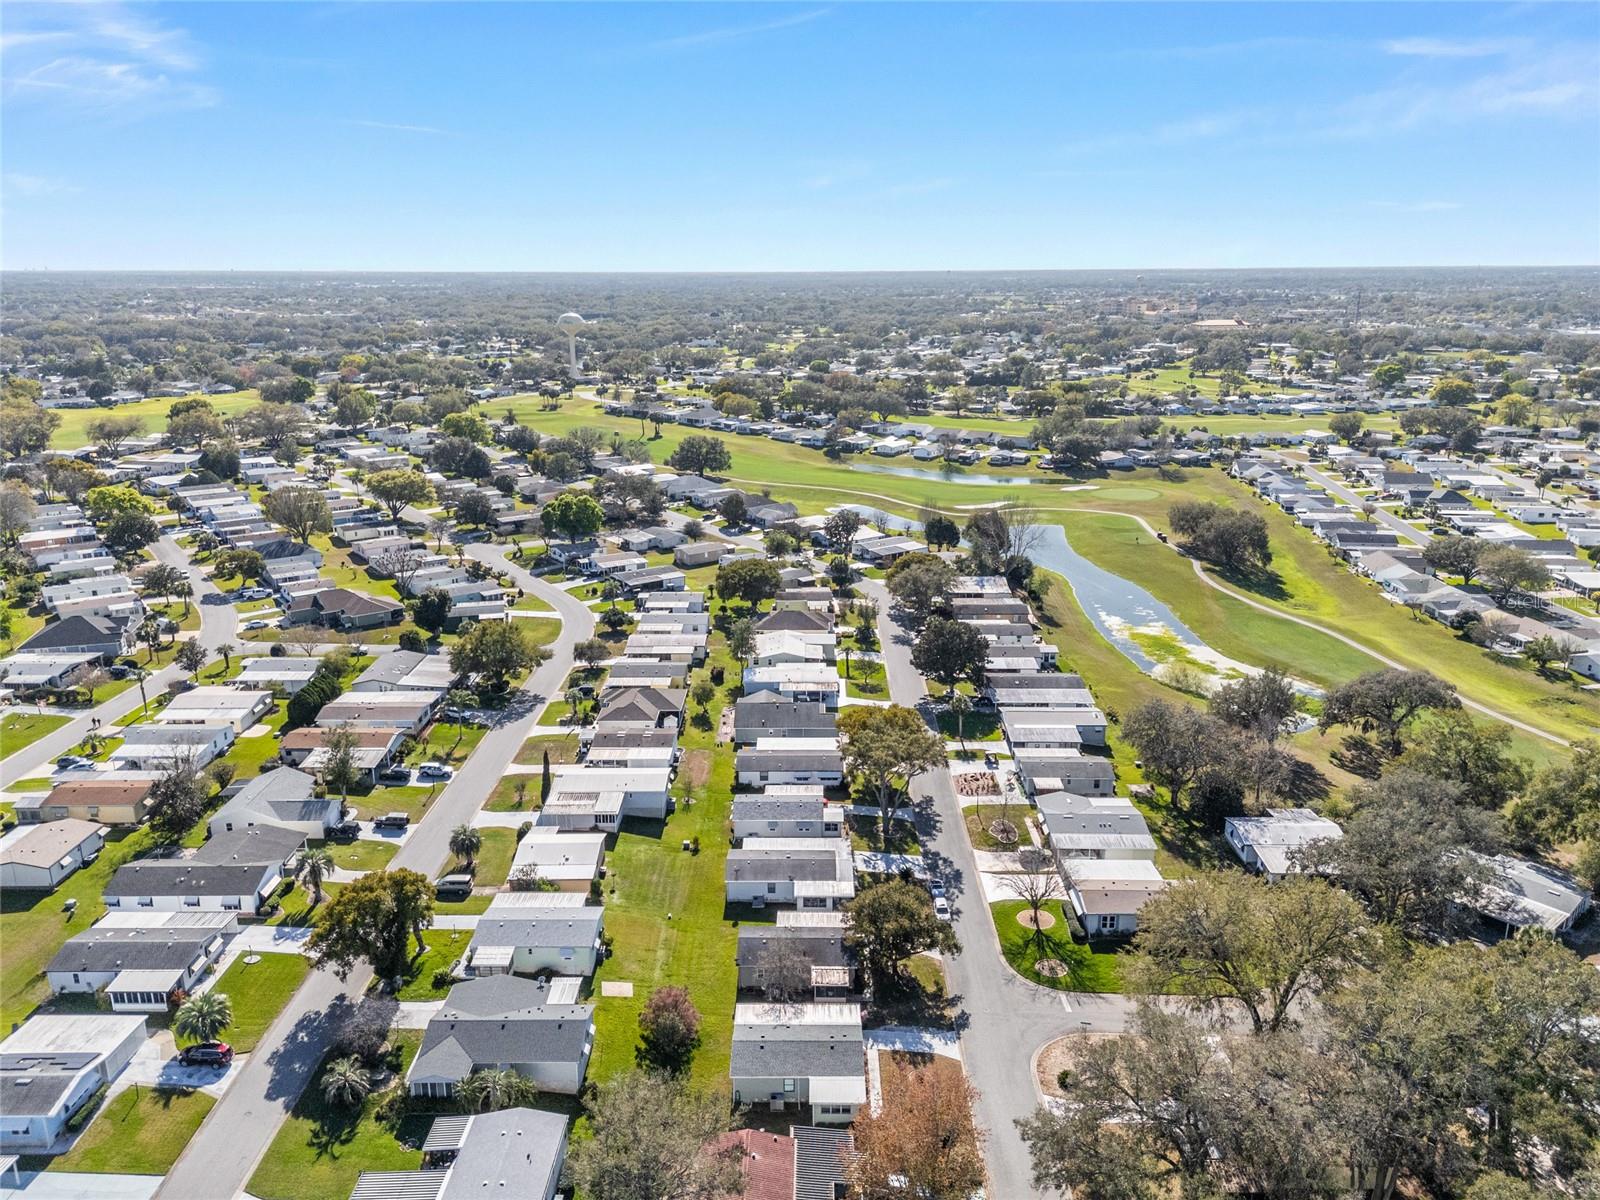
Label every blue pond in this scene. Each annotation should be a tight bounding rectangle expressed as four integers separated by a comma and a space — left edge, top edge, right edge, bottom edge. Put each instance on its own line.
851, 462, 1049, 488
831, 504, 1224, 677
1026, 523, 1215, 675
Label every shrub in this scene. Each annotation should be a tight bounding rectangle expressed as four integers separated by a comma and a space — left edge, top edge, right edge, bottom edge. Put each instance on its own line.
64, 1083, 109, 1132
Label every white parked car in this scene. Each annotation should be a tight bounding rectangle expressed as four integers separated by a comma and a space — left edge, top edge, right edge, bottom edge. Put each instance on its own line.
417, 762, 452, 780
241, 619, 270, 630
932, 896, 952, 922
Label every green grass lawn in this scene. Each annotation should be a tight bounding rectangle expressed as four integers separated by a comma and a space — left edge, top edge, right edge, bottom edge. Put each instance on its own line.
1029, 571, 1241, 877
265, 881, 345, 927
0, 712, 70, 759
536, 699, 579, 727
486, 774, 541, 811
5, 777, 55, 792
514, 615, 563, 648
1059, 510, 1377, 690
404, 721, 487, 767
433, 892, 494, 917
222, 714, 291, 779
344, 784, 439, 823
840, 657, 888, 700
460, 827, 517, 886
587, 639, 743, 1092
991, 900, 1125, 993
49, 1085, 217, 1175
847, 812, 921, 854
310, 837, 399, 874
49, 390, 261, 449
0, 824, 178, 1030
964, 804, 1037, 850
3, 597, 47, 652
1047, 471, 1597, 756
396, 929, 470, 1000
246, 1031, 426, 1200
179, 953, 311, 1052
935, 709, 1003, 742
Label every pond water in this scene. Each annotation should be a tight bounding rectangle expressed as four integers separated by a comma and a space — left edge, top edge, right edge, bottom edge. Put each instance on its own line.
851, 462, 1049, 488
1026, 523, 1222, 676
835, 504, 924, 532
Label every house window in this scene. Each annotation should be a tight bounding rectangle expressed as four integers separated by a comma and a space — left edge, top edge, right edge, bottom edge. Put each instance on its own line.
222, 898, 241, 911
766, 883, 777, 895
184, 897, 200, 907
137, 898, 153, 908
87, 807, 100, 818
783, 1078, 795, 1093
1097, 914, 1118, 933
767, 822, 778, 832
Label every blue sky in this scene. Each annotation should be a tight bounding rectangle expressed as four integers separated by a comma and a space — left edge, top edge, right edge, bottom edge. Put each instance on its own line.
3, 2, 1597, 270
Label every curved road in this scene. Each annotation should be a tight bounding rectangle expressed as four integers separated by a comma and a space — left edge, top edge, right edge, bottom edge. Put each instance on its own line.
2, 534, 238, 784
862, 581, 1133, 1199
157, 549, 592, 1200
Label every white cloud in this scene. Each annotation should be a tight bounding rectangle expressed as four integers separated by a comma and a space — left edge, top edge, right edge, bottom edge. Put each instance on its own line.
1, 173, 80, 197
1329, 50, 1598, 138
1367, 199, 1463, 213
1382, 37, 1521, 59
643, 8, 828, 53
345, 119, 455, 136
2, 3, 214, 117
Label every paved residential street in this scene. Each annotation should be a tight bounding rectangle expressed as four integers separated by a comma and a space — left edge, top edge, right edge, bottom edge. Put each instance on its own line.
156, 556, 590, 1200
864, 581, 1134, 1200
1294, 459, 1427, 546
2, 534, 238, 785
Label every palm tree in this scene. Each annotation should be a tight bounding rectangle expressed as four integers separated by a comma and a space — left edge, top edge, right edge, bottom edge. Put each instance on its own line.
450, 824, 482, 870
175, 578, 194, 616
218, 642, 235, 672
299, 847, 335, 904
445, 688, 477, 752
321, 1056, 371, 1109
949, 692, 972, 744
137, 615, 162, 663
174, 990, 232, 1044
456, 1068, 535, 1114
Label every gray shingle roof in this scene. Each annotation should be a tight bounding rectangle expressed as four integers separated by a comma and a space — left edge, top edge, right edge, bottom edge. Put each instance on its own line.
410, 977, 593, 1083
735, 926, 849, 968
48, 925, 219, 974
730, 1020, 862, 1079
730, 798, 826, 823
726, 849, 842, 884
466, 910, 603, 952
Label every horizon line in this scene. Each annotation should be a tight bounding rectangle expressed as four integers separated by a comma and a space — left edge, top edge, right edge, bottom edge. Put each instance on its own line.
4, 263, 1598, 276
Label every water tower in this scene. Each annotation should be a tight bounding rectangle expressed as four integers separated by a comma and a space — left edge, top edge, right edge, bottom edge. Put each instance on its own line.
556, 312, 586, 375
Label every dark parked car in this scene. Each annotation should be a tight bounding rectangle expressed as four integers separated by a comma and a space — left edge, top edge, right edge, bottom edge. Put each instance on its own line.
436, 873, 473, 899
179, 1041, 233, 1067
331, 820, 361, 840
373, 813, 410, 830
